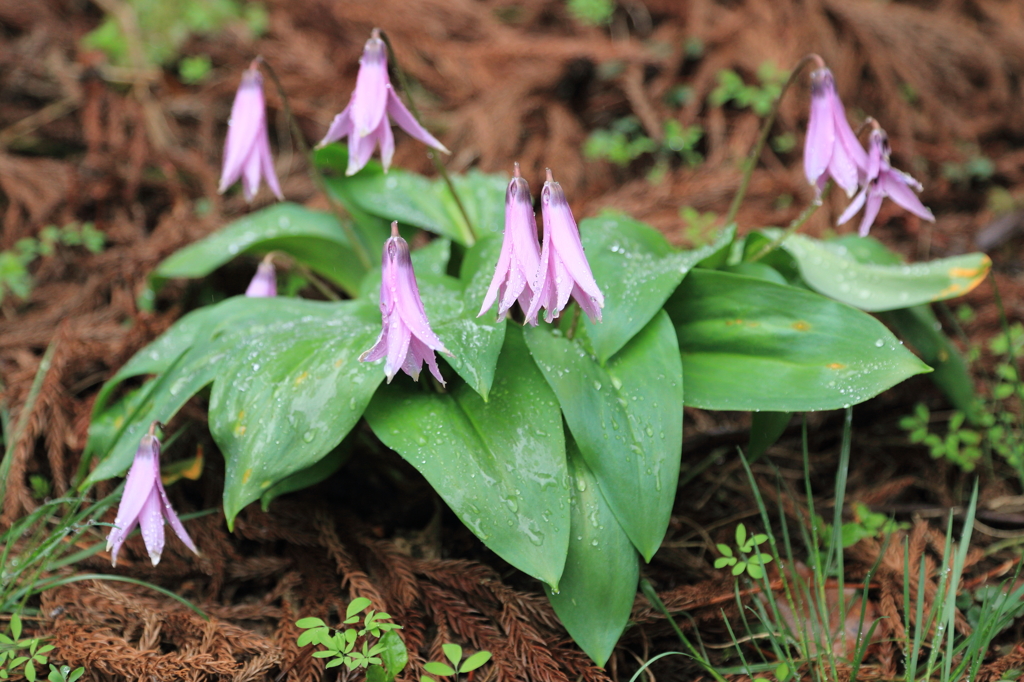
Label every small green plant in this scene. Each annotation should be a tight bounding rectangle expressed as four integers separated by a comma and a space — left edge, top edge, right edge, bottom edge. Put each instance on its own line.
584, 116, 703, 168
942, 155, 995, 184
46, 665, 84, 682
566, 0, 615, 26
296, 598, 406, 679
0, 223, 105, 305
708, 63, 788, 116
837, 503, 909, 548
899, 403, 983, 471
421, 644, 492, 682
714, 523, 773, 579
0, 615, 54, 682
679, 206, 719, 247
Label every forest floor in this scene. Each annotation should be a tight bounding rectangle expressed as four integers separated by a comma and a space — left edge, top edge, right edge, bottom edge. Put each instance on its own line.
3, 0, 1024, 680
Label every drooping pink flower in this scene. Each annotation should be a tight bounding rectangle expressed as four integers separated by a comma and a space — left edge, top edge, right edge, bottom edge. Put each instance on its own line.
360, 222, 450, 384
804, 65, 868, 198
318, 29, 450, 176
219, 62, 284, 202
478, 163, 541, 323
106, 424, 199, 567
525, 169, 604, 325
245, 256, 277, 297
838, 125, 935, 237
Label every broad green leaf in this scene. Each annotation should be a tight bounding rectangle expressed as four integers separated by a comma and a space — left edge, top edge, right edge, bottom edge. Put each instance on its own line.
581, 215, 734, 362
748, 412, 791, 461
442, 643, 462, 667
365, 665, 388, 682
546, 438, 639, 667
365, 326, 570, 588
880, 305, 981, 422
666, 269, 931, 411
781, 234, 990, 312
423, 662, 456, 676
348, 598, 372, 618
86, 299, 384, 529
295, 617, 326, 629
153, 203, 371, 295
695, 223, 736, 269
525, 311, 682, 561
321, 153, 506, 246
459, 651, 492, 673
378, 631, 408, 680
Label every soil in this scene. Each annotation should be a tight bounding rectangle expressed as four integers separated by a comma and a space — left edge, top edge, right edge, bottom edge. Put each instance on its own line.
3, 1, 1024, 680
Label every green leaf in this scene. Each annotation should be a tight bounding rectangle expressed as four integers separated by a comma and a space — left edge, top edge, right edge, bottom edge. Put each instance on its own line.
442, 643, 462, 667
25, 662, 35, 682
424, 662, 457, 677
748, 411, 791, 461
781, 234, 991, 312
365, 326, 570, 588
153, 203, 372, 296
296, 617, 326, 629
321, 154, 506, 246
525, 311, 682, 561
10, 615, 20, 641
296, 628, 324, 648
366, 664, 388, 682
546, 438, 639, 667
879, 305, 981, 423
347, 598, 372, 619
379, 630, 408, 679
86, 299, 385, 529
312, 650, 339, 659
665, 269, 931, 411
716, 544, 733, 557
746, 563, 764, 579
459, 651, 492, 673
580, 214, 734, 362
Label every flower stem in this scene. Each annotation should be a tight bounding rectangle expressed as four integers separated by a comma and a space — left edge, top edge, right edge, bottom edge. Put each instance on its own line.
723, 54, 820, 228
257, 58, 374, 272
378, 30, 477, 245
745, 181, 831, 263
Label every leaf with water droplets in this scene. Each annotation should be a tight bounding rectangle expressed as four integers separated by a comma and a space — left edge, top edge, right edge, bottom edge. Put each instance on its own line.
154, 203, 375, 296
365, 326, 569, 588
525, 310, 682, 561
665, 269, 931, 411
780, 234, 990, 312
547, 436, 638, 667
581, 214, 735, 363
319, 151, 506, 246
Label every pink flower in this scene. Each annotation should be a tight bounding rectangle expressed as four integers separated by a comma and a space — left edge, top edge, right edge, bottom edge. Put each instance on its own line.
106, 425, 199, 567
360, 222, 450, 384
838, 126, 935, 237
245, 256, 277, 297
218, 63, 284, 202
525, 169, 604, 325
804, 66, 868, 198
478, 163, 541, 322
318, 29, 450, 176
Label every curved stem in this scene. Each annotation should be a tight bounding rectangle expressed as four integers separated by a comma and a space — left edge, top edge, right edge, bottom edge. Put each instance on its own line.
378, 30, 477, 245
724, 54, 821, 227
258, 58, 374, 271
746, 181, 831, 263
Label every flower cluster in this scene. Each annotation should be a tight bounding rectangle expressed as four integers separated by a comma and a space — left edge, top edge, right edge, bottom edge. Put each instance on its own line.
480, 166, 603, 325
803, 59, 934, 236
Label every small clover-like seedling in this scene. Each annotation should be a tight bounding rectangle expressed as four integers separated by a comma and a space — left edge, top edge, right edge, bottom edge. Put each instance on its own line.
296, 599, 406, 680
421, 643, 492, 682
0, 615, 55, 682
714, 523, 774, 580
46, 665, 84, 682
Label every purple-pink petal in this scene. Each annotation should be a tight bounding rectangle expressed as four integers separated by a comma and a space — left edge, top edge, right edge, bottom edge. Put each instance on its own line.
882, 170, 935, 222
837, 186, 868, 227
360, 223, 449, 385
804, 69, 836, 187
245, 260, 277, 297
386, 88, 451, 154
479, 170, 540, 320
219, 66, 282, 202
858, 189, 885, 237
350, 35, 389, 136
319, 106, 353, 147
138, 488, 166, 566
